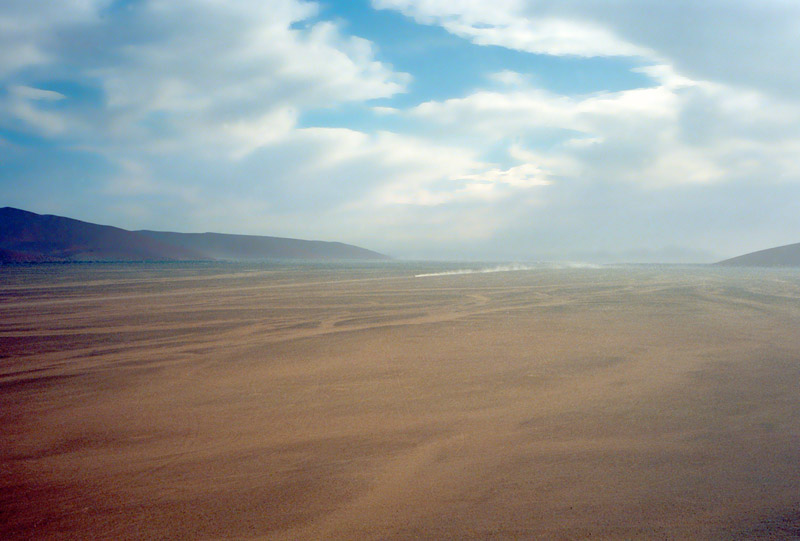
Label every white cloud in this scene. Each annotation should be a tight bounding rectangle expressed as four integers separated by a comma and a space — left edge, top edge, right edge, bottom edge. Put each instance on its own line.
9, 86, 66, 101
252, 127, 492, 209
1, 86, 69, 136
372, 0, 650, 57
224, 107, 298, 159
411, 85, 679, 146
460, 163, 551, 189
1, 0, 408, 157
91, 2, 408, 156
372, 106, 400, 115
373, 0, 800, 99
487, 70, 527, 87
356, 137, 551, 209
9, 101, 67, 136
0, 0, 108, 75
102, 158, 200, 204
407, 69, 800, 193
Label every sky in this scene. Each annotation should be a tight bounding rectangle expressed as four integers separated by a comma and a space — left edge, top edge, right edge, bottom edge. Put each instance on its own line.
2, 0, 800, 262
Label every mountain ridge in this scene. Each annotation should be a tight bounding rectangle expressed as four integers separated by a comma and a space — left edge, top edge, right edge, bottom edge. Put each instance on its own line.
0, 207, 389, 262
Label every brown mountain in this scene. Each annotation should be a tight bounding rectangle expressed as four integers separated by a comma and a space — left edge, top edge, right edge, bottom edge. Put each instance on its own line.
0, 207, 206, 262
0, 207, 389, 262
715, 242, 800, 267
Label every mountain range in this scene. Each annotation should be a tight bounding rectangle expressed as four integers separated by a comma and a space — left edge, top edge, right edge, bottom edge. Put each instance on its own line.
0, 207, 389, 262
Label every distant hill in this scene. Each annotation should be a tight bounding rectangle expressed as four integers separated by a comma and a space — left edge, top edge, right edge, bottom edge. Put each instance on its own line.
715, 242, 800, 267
137, 230, 387, 261
0, 207, 389, 263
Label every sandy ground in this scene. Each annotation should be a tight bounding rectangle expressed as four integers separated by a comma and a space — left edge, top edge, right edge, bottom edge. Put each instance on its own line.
2, 263, 800, 539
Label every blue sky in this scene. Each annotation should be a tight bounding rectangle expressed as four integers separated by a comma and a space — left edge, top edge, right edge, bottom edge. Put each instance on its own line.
2, 0, 800, 261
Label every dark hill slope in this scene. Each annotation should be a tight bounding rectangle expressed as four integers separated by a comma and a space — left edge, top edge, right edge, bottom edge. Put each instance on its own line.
715, 242, 800, 267
0, 207, 389, 262
0, 207, 206, 262
137, 230, 390, 261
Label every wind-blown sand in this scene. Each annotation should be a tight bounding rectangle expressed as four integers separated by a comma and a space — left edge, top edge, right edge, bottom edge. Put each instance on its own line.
2, 263, 800, 539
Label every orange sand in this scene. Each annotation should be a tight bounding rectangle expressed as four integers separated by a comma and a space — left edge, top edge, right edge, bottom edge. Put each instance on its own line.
2, 264, 799, 539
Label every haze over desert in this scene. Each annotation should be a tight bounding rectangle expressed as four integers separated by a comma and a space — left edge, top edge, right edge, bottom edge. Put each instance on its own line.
3, 262, 800, 539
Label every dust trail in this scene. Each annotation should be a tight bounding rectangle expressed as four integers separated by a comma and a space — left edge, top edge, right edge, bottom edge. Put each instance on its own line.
415, 265, 534, 278
414, 262, 601, 278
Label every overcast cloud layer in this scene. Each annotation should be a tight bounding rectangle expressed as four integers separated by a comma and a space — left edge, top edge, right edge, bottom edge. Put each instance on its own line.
2, 0, 799, 262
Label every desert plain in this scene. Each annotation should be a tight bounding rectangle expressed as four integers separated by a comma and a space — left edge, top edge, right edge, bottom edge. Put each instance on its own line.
2, 262, 800, 539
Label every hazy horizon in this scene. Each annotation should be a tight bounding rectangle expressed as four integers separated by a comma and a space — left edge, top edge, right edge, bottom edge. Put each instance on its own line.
3, 1, 800, 262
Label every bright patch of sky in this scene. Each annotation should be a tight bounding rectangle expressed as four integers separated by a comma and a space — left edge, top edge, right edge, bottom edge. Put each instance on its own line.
2, 0, 800, 262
